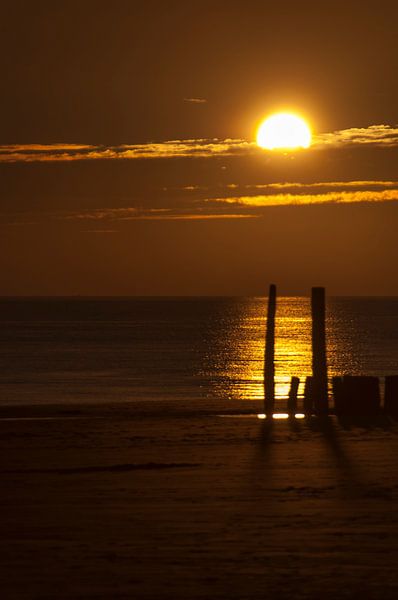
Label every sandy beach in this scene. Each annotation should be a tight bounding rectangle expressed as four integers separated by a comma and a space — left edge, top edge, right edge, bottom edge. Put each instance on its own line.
1, 402, 398, 599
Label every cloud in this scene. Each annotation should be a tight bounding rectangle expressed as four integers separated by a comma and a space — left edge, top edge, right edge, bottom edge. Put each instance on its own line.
3, 180, 396, 229
1, 125, 398, 163
313, 125, 398, 148
71, 180, 398, 219
183, 98, 207, 104
56, 207, 255, 222
241, 180, 398, 190
184, 180, 398, 195
82, 229, 118, 233
0, 139, 251, 162
210, 189, 398, 208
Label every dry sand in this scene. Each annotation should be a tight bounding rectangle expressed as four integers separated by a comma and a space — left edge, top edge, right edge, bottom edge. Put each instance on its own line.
1, 402, 398, 599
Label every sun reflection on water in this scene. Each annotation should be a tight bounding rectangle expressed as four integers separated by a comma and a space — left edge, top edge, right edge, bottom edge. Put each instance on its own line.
218, 298, 313, 410
201, 297, 396, 408
257, 413, 306, 420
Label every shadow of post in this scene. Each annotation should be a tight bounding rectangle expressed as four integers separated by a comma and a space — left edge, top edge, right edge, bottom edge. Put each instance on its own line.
264, 284, 277, 417
309, 416, 377, 497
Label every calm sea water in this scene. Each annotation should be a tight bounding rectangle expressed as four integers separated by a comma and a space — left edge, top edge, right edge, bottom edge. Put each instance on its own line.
0, 297, 397, 409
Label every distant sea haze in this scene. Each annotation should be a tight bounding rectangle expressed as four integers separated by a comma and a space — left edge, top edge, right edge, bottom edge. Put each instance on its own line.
0, 297, 397, 409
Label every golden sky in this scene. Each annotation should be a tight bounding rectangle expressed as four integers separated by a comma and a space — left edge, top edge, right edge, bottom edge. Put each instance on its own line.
1, 1, 398, 295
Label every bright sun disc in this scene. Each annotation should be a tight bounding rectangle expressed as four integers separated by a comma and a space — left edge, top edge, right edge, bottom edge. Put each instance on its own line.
257, 112, 312, 150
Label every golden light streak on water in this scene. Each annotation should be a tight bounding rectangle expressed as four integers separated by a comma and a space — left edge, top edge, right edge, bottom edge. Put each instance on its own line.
209, 297, 383, 408
225, 299, 313, 408
257, 413, 306, 420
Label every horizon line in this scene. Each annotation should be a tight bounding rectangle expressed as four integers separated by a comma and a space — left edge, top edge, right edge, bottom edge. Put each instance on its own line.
1, 294, 397, 300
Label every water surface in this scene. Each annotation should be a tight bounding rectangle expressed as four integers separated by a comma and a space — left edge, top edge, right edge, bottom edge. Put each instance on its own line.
0, 297, 397, 409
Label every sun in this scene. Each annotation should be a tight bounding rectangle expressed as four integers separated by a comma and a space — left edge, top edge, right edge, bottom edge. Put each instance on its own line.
256, 112, 312, 150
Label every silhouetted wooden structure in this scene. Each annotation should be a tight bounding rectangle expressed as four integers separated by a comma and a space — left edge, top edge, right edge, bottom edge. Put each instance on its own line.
311, 287, 329, 415
332, 376, 344, 415
303, 376, 313, 416
263, 285, 395, 419
287, 376, 299, 415
384, 375, 398, 417
333, 375, 381, 416
264, 284, 276, 416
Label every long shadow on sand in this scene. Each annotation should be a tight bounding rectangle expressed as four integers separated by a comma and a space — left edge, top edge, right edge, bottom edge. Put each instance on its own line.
247, 417, 275, 492
308, 415, 391, 498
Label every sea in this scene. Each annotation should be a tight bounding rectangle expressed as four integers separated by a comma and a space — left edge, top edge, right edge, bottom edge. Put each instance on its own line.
0, 297, 397, 410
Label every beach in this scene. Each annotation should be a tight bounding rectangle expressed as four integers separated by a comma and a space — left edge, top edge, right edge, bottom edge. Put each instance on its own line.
1, 297, 398, 598
2, 402, 398, 599
3, 1, 398, 596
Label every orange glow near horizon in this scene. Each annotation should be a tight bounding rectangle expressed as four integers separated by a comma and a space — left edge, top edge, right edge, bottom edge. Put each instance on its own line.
257, 113, 312, 150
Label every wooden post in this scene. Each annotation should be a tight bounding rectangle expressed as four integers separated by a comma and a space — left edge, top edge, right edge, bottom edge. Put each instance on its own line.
303, 376, 313, 416
311, 287, 329, 416
338, 376, 381, 416
264, 284, 276, 416
332, 376, 344, 415
384, 376, 398, 418
287, 376, 300, 416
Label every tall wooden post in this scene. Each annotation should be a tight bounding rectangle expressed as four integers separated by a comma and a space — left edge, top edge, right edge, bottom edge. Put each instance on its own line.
303, 376, 314, 416
311, 287, 329, 415
264, 284, 276, 416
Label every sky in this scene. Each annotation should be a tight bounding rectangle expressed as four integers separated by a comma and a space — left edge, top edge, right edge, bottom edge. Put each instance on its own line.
1, 0, 398, 295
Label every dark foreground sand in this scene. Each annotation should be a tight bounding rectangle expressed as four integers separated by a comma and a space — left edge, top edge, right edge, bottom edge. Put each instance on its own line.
1, 402, 398, 599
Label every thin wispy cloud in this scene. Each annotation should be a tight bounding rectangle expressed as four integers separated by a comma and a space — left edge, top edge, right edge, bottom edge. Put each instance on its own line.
3, 180, 396, 229
183, 98, 207, 104
236, 180, 398, 191
57, 207, 255, 222
1, 125, 398, 163
64, 180, 398, 219
211, 189, 398, 209
0, 139, 250, 162
182, 180, 398, 195
314, 125, 398, 148
82, 229, 118, 233
201, 180, 398, 209
59, 187, 398, 223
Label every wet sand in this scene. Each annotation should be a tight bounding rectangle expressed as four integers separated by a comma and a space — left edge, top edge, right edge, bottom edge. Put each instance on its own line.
1, 403, 398, 599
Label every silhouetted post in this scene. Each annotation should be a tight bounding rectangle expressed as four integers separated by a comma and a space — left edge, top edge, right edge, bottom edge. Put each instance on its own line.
332, 376, 344, 415
385, 375, 398, 418
311, 287, 329, 416
287, 376, 300, 416
264, 284, 276, 416
338, 376, 381, 416
303, 376, 313, 416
